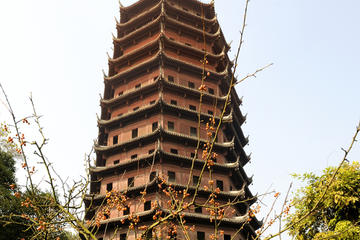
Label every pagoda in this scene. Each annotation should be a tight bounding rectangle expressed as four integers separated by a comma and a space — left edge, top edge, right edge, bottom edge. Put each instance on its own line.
85, 0, 260, 239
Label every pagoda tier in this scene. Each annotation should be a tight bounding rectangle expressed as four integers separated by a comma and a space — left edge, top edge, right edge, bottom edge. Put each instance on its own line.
86, 0, 260, 239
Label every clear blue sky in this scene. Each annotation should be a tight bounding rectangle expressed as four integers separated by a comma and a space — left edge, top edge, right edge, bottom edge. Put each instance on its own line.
0, 0, 359, 237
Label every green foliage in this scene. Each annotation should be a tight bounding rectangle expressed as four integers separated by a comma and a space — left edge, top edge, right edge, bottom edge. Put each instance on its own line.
287, 162, 360, 240
0, 150, 30, 240
0, 150, 16, 190
0, 149, 76, 239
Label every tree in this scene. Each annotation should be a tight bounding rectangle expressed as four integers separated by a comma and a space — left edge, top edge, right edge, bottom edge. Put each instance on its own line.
287, 162, 360, 240
0, 150, 31, 239
0, 138, 77, 239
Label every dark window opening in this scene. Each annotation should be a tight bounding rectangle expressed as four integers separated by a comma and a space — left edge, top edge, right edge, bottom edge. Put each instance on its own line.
132, 129, 138, 138
208, 88, 215, 95
185, 42, 192, 47
150, 100, 156, 105
230, 186, 233, 191
113, 135, 118, 145
149, 149, 155, 154
144, 200, 151, 211
106, 183, 113, 192
197, 231, 205, 240
224, 234, 231, 240
153, 76, 158, 80
216, 180, 224, 191
193, 176, 199, 186
120, 234, 127, 240
188, 81, 195, 88
170, 100, 177, 105
123, 206, 130, 215
150, 171, 156, 181
118, 91, 123, 96
190, 127, 197, 137
133, 106, 139, 111
117, 113, 123, 117
135, 83, 141, 89
131, 154, 138, 159
128, 177, 134, 187
170, 149, 178, 154
168, 121, 174, 131
195, 206, 202, 214
189, 105, 196, 111
208, 110, 214, 115
191, 152, 196, 158
168, 171, 175, 182
114, 160, 120, 165
168, 75, 174, 82
152, 122, 158, 131
103, 133, 108, 146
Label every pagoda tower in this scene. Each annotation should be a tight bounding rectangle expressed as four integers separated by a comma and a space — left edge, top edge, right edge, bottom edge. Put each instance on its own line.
85, 0, 260, 239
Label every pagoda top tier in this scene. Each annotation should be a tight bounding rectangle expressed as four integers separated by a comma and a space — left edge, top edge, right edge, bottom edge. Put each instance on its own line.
119, 0, 215, 23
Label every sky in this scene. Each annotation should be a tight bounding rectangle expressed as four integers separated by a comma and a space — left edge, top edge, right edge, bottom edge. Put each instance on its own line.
0, 0, 359, 238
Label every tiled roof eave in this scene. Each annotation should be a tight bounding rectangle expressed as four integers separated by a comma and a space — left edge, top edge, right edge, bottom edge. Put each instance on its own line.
86, 179, 246, 202
162, 51, 229, 77
163, 33, 226, 60
104, 50, 229, 83
94, 127, 234, 153
164, 12, 221, 39
163, 128, 234, 149
101, 74, 227, 108
94, 128, 161, 153
100, 77, 160, 106
90, 152, 157, 173
98, 95, 232, 128
120, 0, 214, 12
163, 80, 227, 102
109, 36, 160, 63
95, 208, 255, 230
117, 1, 162, 28
114, 14, 161, 44
98, 98, 161, 126
164, 1, 217, 24
104, 52, 160, 81
90, 150, 240, 174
